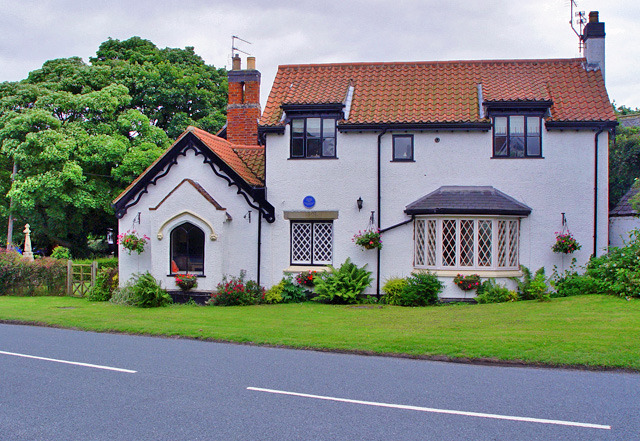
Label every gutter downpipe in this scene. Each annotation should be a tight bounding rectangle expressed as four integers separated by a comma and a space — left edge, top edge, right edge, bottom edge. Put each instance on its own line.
257, 211, 262, 286
593, 126, 605, 257
377, 128, 389, 297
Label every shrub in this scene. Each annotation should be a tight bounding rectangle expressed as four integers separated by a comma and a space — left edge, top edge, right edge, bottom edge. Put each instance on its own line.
209, 270, 265, 306
115, 272, 172, 307
281, 276, 308, 303
86, 267, 118, 301
313, 258, 372, 304
51, 246, 71, 260
582, 229, 640, 298
513, 266, 550, 301
391, 272, 443, 306
475, 279, 518, 304
0, 250, 66, 296
264, 281, 284, 304
381, 277, 408, 304
74, 257, 118, 269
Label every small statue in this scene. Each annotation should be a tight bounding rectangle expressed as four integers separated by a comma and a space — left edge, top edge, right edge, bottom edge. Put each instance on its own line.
23, 224, 34, 261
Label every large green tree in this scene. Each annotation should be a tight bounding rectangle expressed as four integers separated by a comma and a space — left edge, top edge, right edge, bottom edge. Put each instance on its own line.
0, 38, 228, 256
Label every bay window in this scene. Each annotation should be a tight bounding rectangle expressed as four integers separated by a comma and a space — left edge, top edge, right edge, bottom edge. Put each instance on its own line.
414, 217, 520, 270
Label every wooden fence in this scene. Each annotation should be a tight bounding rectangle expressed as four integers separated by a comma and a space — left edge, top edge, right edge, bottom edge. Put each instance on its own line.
66, 260, 97, 296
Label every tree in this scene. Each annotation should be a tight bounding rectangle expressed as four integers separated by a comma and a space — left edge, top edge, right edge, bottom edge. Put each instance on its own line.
91, 37, 228, 138
610, 125, 640, 208
0, 38, 227, 255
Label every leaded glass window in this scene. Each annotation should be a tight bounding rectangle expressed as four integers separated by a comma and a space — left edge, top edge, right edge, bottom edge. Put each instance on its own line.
291, 221, 333, 265
414, 217, 520, 270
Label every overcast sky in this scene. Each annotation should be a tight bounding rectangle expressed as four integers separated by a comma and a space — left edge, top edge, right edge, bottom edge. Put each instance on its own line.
1, 0, 638, 110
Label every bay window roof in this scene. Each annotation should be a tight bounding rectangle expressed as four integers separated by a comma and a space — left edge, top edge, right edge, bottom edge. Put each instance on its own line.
405, 186, 532, 216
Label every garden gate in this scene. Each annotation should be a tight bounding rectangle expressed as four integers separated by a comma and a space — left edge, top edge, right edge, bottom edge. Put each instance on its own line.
66, 261, 97, 296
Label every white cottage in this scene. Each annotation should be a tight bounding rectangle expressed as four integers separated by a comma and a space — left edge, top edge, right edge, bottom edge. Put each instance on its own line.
609, 185, 640, 248
115, 12, 616, 298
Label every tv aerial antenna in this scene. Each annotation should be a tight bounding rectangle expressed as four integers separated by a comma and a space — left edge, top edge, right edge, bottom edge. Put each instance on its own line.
569, 0, 587, 53
231, 35, 252, 57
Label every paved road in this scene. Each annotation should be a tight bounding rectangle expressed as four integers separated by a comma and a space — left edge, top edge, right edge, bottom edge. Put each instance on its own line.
1, 323, 638, 440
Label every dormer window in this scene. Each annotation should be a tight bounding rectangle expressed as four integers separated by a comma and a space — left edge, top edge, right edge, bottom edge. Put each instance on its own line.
291, 117, 337, 159
493, 115, 542, 158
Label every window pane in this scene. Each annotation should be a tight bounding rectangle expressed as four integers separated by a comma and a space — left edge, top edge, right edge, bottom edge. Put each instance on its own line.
509, 135, 525, 157
394, 137, 413, 160
307, 138, 322, 157
459, 220, 474, 266
291, 222, 312, 264
510, 116, 525, 135
508, 220, 519, 267
322, 118, 336, 137
426, 220, 437, 266
478, 220, 492, 266
312, 222, 333, 264
497, 221, 507, 267
291, 138, 304, 157
322, 138, 335, 157
494, 117, 507, 136
442, 219, 457, 266
186, 226, 205, 273
494, 136, 508, 156
306, 118, 321, 137
527, 136, 541, 156
415, 220, 426, 266
292, 119, 304, 135
527, 117, 540, 135
171, 223, 204, 274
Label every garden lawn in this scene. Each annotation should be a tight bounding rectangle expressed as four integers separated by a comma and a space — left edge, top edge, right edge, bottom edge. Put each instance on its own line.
0, 295, 638, 370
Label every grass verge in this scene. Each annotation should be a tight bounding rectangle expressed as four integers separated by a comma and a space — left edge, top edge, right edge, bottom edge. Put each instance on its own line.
1, 295, 638, 371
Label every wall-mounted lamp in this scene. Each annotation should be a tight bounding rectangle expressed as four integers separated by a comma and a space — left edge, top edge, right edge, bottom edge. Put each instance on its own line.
356, 197, 363, 211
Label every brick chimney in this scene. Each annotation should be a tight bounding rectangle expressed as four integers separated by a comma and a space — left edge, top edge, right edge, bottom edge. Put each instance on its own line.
583, 11, 606, 82
227, 55, 261, 145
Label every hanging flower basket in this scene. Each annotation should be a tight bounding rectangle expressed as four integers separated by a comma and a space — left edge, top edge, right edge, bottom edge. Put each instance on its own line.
552, 231, 581, 254
353, 229, 382, 250
117, 230, 150, 255
175, 274, 198, 292
453, 274, 481, 291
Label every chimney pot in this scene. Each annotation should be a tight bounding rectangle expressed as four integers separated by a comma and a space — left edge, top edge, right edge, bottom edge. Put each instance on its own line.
232, 54, 241, 71
589, 11, 599, 23
247, 56, 256, 70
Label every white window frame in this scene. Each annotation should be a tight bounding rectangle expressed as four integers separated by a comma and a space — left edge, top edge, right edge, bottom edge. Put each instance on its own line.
414, 216, 520, 271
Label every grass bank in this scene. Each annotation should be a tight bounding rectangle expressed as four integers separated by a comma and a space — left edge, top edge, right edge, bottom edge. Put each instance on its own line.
0, 295, 637, 370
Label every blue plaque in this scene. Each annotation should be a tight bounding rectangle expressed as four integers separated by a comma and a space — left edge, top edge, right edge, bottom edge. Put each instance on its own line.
303, 195, 316, 208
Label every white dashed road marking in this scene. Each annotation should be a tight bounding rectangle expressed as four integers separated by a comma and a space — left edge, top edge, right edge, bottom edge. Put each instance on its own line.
0, 350, 137, 373
247, 387, 610, 430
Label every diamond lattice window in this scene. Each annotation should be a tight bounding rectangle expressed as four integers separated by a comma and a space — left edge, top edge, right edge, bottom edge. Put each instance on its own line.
414, 217, 520, 270
426, 220, 437, 266
442, 220, 457, 267
478, 220, 492, 267
414, 220, 426, 266
291, 221, 333, 265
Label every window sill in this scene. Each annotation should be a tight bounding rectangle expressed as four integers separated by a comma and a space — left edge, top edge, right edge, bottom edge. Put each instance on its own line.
283, 265, 330, 273
391, 159, 415, 162
288, 157, 339, 160
413, 269, 523, 278
168, 274, 206, 278
491, 156, 544, 159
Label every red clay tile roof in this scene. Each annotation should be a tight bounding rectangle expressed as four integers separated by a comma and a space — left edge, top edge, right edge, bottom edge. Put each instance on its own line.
187, 127, 264, 186
113, 127, 264, 205
260, 59, 616, 127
